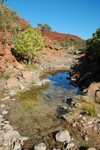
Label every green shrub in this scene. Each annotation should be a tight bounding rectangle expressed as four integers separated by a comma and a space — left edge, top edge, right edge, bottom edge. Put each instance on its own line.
80, 96, 97, 116
85, 28, 100, 67
14, 28, 44, 62
61, 38, 86, 53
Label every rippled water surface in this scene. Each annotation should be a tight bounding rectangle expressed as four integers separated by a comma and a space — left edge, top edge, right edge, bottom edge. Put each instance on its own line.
5, 72, 80, 140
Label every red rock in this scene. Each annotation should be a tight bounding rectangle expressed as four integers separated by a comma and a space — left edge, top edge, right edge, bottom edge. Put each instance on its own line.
14, 62, 24, 70
0, 43, 5, 56
22, 71, 33, 80
7, 77, 18, 88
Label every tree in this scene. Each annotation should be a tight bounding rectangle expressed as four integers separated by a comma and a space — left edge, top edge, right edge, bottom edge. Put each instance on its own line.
37, 23, 52, 32
0, 0, 7, 4
14, 28, 44, 63
85, 27, 100, 67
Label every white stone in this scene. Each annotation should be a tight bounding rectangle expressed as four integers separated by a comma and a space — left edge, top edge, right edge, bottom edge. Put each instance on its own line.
4, 121, 9, 124
4, 131, 20, 140
0, 115, 3, 118
56, 130, 70, 143
19, 84, 25, 90
87, 148, 96, 150
34, 143, 46, 150
2, 111, 8, 115
1, 97, 10, 101
14, 141, 21, 150
9, 90, 16, 96
65, 142, 74, 149
1, 104, 6, 109
3, 124, 13, 132
12, 99, 16, 101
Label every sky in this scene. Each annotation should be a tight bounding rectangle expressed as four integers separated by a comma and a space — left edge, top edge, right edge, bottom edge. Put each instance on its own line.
5, 0, 100, 40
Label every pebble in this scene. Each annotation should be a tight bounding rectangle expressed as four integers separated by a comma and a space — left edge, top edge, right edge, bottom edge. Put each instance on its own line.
19, 84, 25, 90
0, 104, 6, 109
64, 142, 74, 149
2, 111, 8, 115
1, 96, 10, 101
34, 143, 46, 150
87, 148, 97, 150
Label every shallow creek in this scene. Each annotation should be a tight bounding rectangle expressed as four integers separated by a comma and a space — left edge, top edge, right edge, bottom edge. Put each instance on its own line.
3, 72, 80, 143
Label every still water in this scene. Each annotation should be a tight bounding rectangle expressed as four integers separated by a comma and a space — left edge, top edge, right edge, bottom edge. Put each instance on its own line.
5, 72, 80, 140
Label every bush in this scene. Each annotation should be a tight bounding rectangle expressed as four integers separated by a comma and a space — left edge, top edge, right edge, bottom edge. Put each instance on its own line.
0, 4, 21, 43
14, 28, 44, 62
85, 28, 100, 67
62, 38, 86, 53
80, 96, 97, 116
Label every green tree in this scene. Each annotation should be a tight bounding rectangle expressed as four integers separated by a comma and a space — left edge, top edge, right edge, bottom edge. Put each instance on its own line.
14, 28, 44, 63
0, 0, 7, 4
37, 23, 52, 32
85, 27, 100, 67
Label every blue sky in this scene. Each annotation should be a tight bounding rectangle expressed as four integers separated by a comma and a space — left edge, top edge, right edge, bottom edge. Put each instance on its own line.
5, 0, 100, 39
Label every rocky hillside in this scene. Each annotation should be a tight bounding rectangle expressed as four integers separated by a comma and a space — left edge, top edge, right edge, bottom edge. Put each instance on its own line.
42, 30, 82, 43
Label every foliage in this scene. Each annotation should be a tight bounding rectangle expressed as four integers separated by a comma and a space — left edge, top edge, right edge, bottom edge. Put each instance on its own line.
62, 38, 86, 53
0, 4, 20, 43
0, 0, 7, 4
37, 23, 52, 32
14, 28, 44, 62
85, 28, 100, 67
80, 96, 97, 116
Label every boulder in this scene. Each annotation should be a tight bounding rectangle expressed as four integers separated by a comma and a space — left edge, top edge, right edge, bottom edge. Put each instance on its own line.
22, 71, 33, 80
87, 82, 100, 98
7, 77, 18, 88
34, 143, 46, 150
55, 130, 70, 143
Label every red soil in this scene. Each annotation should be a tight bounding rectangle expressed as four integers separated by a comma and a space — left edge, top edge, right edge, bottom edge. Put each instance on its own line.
42, 30, 82, 43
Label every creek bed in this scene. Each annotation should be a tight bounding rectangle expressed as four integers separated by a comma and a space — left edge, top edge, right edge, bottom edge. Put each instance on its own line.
3, 72, 80, 143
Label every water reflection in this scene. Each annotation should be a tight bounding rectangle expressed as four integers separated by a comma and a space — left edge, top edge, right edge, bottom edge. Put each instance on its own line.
5, 72, 80, 139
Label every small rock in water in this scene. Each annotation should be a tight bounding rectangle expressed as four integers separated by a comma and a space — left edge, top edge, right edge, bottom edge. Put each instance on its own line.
0, 104, 6, 109
55, 130, 70, 143
34, 143, 46, 150
2, 110, 8, 115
